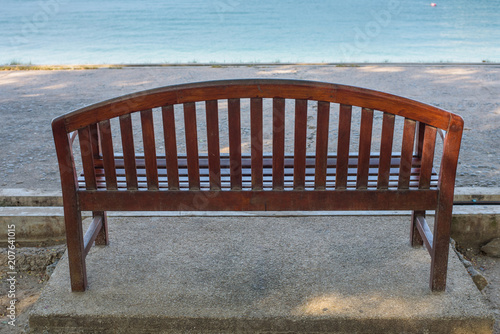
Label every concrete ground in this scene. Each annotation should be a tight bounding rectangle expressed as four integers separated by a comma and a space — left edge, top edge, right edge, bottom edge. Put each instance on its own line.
30, 215, 494, 333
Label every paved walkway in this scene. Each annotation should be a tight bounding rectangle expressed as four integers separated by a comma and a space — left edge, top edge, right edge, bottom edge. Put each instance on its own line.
30, 215, 494, 333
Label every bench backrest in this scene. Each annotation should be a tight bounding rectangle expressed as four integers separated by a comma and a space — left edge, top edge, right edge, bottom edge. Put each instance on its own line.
53, 79, 463, 209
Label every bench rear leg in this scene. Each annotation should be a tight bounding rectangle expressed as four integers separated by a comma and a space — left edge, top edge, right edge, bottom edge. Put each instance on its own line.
410, 210, 424, 247
64, 207, 87, 292
429, 207, 451, 292
94, 211, 109, 246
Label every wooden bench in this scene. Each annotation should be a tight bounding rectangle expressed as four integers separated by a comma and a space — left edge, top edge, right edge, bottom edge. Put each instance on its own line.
52, 79, 463, 292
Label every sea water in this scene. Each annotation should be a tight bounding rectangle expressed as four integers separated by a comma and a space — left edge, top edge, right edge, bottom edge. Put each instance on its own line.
1, 0, 499, 64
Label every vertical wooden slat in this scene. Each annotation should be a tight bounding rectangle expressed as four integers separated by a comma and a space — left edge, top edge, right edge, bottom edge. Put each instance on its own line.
356, 108, 374, 189
119, 114, 138, 190
228, 98, 242, 190
415, 122, 426, 158
294, 99, 308, 189
273, 97, 285, 190
419, 126, 437, 189
377, 113, 395, 189
250, 97, 263, 190
336, 104, 352, 189
89, 123, 100, 159
162, 105, 179, 190
398, 118, 417, 189
315, 101, 330, 189
98, 120, 117, 190
184, 102, 200, 190
141, 109, 159, 190
78, 126, 97, 190
206, 100, 221, 190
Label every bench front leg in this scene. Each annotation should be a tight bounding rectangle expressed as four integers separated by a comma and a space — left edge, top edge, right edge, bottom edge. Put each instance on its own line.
429, 206, 452, 292
64, 206, 87, 292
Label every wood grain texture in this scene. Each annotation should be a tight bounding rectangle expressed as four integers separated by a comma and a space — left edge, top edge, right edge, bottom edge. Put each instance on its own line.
411, 210, 425, 247
314, 101, 330, 189
357, 108, 374, 189
273, 97, 285, 190
119, 114, 138, 190
98, 120, 117, 190
52, 118, 87, 291
206, 100, 221, 190
83, 214, 103, 256
89, 123, 100, 159
419, 126, 437, 189
251, 97, 263, 190
162, 105, 179, 190
415, 122, 426, 158
398, 118, 417, 189
79, 189, 439, 212
78, 126, 97, 190
336, 104, 352, 189
228, 98, 242, 189
183, 102, 200, 190
377, 113, 395, 189
294, 99, 308, 189
140, 109, 159, 190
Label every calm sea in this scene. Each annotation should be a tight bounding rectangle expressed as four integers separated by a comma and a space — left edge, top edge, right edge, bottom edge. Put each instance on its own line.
2, 0, 499, 64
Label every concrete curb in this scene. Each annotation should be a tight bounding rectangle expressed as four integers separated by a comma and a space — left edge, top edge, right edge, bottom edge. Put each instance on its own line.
0, 189, 62, 207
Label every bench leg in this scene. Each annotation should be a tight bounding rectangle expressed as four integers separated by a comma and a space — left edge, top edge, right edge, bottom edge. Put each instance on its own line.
429, 207, 451, 292
410, 210, 424, 247
94, 211, 109, 246
64, 207, 87, 292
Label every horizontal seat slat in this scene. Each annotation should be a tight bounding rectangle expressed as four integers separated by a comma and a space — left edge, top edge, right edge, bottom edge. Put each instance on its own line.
80, 182, 437, 192
83, 174, 437, 186
92, 166, 431, 178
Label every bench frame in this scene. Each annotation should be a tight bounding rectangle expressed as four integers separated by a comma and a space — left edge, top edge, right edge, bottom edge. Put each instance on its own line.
52, 79, 463, 292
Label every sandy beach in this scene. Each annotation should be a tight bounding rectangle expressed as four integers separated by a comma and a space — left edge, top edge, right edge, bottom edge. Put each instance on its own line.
0, 64, 499, 191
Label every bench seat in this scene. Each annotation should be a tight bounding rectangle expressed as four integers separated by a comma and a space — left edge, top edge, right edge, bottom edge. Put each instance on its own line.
79, 154, 438, 191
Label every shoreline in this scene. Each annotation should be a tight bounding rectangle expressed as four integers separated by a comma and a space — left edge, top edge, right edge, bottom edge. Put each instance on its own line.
1, 62, 500, 71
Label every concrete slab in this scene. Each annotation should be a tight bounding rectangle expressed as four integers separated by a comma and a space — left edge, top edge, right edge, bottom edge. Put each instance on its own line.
4, 204, 500, 251
30, 215, 494, 333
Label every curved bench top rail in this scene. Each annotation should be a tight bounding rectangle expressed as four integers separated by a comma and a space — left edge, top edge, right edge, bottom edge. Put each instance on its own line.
52, 79, 463, 133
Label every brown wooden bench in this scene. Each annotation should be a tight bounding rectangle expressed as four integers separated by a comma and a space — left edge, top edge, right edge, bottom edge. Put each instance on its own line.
52, 79, 463, 292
